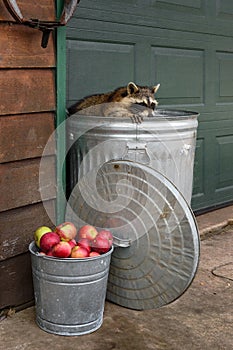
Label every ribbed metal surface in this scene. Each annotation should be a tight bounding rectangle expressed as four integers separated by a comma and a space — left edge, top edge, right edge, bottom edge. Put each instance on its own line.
67, 109, 198, 204
66, 160, 200, 310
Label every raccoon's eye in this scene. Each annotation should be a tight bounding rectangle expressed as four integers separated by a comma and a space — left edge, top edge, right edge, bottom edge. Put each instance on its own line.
137, 102, 148, 107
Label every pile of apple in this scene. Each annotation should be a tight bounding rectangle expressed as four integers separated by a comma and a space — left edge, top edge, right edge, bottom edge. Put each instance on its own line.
34, 222, 113, 258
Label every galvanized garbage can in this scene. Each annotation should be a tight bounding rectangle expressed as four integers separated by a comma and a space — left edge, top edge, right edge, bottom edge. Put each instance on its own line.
67, 109, 198, 205
66, 159, 200, 310
29, 242, 113, 336
65, 110, 200, 312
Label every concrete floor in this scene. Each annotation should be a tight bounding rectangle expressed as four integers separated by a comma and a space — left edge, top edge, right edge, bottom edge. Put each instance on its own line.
0, 206, 233, 350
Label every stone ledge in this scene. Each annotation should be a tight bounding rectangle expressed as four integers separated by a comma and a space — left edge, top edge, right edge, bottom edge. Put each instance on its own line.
199, 218, 233, 240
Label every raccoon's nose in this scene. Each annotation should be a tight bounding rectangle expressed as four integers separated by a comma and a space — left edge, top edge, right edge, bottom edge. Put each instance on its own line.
147, 98, 156, 109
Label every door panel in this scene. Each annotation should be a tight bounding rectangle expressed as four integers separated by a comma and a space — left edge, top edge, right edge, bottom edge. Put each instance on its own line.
216, 134, 233, 189
67, 40, 135, 103
151, 47, 204, 105
216, 52, 233, 102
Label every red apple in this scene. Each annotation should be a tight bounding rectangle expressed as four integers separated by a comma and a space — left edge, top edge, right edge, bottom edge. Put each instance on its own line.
46, 250, 54, 257
97, 230, 113, 246
77, 238, 91, 253
40, 232, 60, 253
52, 241, 72, 258
78, 225, 98, 241
68, 239, 77, 249
55, 222, 77, 242
34, 226, 52, 248
70, 245, 89, 258
92, 234, 111, 254
89, 251, 100, 258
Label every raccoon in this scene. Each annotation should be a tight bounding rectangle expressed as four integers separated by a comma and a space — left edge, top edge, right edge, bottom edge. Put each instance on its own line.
67, 82, 160, 123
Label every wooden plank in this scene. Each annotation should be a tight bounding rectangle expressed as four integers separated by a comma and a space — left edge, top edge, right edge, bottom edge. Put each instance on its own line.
0, 113, 55, 163
0, 23, 55, 68
0, 69, 55, 115
0, 252, 34, 309
0, 156, 56, 212
0, 0, 55, 22
0, 201, 56, 261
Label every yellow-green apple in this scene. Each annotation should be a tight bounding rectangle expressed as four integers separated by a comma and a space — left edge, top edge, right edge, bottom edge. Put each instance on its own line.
40, 232, 60, 253
70, 245, 89, 258
52, 241, 72, 258
55, 222, 77, 241
77, 225, 98, 241
34, 226, 52, 247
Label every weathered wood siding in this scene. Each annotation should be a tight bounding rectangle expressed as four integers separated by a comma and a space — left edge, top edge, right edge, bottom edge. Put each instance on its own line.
0, 0, 56, 310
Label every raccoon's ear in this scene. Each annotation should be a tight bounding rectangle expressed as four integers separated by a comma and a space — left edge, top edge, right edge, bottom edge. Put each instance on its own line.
152, 84, 160, 94
127, 82, 139, 95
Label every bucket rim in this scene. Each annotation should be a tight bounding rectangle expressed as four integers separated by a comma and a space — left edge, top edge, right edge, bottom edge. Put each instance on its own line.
29, 241, 114, 261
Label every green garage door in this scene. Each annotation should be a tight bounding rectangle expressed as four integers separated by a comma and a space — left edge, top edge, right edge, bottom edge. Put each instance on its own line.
66, 0, 233, 212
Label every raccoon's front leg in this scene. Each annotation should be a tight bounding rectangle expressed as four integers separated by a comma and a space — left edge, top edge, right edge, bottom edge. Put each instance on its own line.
130, 108, 151, 124
104, 105, 141, 123
130, 114, 143, 124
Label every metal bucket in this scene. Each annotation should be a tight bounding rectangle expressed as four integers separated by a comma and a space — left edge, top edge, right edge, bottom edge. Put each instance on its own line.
67, 109, 198, 205
29, 242, 113, 336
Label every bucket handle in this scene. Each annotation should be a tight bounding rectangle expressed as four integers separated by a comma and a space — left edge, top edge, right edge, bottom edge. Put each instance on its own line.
113, 236, 131, 248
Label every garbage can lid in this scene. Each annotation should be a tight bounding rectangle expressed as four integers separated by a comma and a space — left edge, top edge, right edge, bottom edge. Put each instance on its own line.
66, 159, 200, 310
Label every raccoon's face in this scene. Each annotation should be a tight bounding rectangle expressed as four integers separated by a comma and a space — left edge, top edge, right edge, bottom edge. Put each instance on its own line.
125, 82, 160, 109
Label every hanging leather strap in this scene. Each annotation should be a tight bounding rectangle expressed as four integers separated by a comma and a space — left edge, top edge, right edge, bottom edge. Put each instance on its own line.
3, 0, 80, 48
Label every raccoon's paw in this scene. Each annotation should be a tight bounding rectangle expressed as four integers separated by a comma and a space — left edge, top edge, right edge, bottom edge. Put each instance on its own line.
130, 114, 143, 124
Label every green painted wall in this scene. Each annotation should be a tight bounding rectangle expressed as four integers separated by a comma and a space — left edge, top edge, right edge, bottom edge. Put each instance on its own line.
56, 0, 67, 224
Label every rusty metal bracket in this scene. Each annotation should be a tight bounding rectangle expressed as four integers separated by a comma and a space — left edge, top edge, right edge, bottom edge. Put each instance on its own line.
3, 0, 80, 48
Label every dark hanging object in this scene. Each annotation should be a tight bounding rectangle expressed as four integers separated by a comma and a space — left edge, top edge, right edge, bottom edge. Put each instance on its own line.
3, 0, 80, 48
